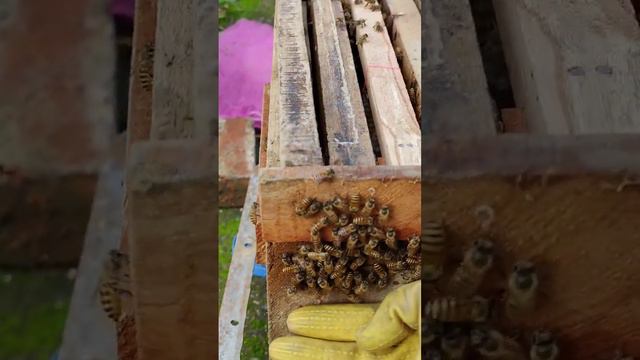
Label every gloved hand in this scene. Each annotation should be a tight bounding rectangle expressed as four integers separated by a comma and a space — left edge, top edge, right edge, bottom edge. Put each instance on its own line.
269, 281, 421, 360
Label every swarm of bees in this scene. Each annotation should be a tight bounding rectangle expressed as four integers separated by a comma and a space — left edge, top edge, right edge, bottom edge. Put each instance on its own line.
421, 221, 557, 359
99, 250, 132, 322
281, 193, 420, 303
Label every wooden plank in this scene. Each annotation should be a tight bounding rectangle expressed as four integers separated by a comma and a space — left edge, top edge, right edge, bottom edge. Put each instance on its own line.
266, 11, 281, 168
59, 152, 124, 360
381, 0, 421, 120
346, 0, 421, 165
259, 165, 421, 243
218, 176, 258, 359
501, 107, 527, 133
259, 84, 270, 168
309, 0, 376, 166
275, 0, 324, 166
126, 140, 216, 360
193, 0, 217, 139
493, 0, 640, 134
422, 0, 496, 135
219, 118, 255, 208
150, 0, 196, 139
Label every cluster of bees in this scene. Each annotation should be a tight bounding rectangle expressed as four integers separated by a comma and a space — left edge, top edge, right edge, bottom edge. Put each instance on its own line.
278, 192, 421, 303
99, 249, 132, 323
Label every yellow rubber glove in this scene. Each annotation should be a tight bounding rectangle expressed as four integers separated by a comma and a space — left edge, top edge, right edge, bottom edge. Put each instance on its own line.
269, 281, 421, 360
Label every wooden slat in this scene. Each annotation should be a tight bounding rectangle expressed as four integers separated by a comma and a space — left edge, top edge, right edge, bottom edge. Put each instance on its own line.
266, 11, 281, 168
218, 118, 255, 208
422, 0, 496, 135
493, 0, 640, 134
346, 0, 421, 165
309, 0, 376, 166
275, 0, 324, 166
259, 84, 270, 168
258, 165, 421, 243
150, 0, 196, 139
381, 0, 421, 120
126, 140, 216, 360
218, 176, 258, 359
193, 0, 217, 139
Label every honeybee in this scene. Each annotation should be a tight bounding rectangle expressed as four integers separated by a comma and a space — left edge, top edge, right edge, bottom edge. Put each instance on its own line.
333, 195, 347, 211
249, 202, 259, 225
314, 168, 335, 184
338, 213, 350, 227
341, 271, 354, 289
347, 293, 361, 303
422, 221, 447, 282
373, 21, 384, 32
307, 252, 329, 262
357, 227, 368, 244
331, 257, 349, 278
306, 201, 323, 217
353, 216, 374, 226
369, 226, 386, 239
402, 267, 421, 282
281, 253, 295, 266
305, 261, 318, 277
99, 250, 132, 322
447, 239, 495, 298
378, 205, 390, 224
471, 327, 526, 360
323, 202, 339, 223
331, 227, 342, 247
286, 285, 298, 296
372, 263, 388, 279
377, 276, 388, 289
441, 327, 468, 360
354, 280, 368, 295
282, 265, 302, 273
293, 272, 306, 284
356, 34, 368, 46
349, 194, 361, 213
385, 228, 397, 250
406, 256, 421, 266
361, 197, 375, 216
349, 256, 366, 270
323, 257, 335, 274
323, 244, 343, 258
306, 276, 317, 289
317, 275, 332, 290
298, 244, 312, 256
138, 43, 154, 91
407, 234, 420, 257
530, 330, 559, 360
368, 3, 381, 11
506, 261, 539, 317
346, 233, 360, 256
425, 296, 490, 322
337, 226, 351, 239
295, 197, 314, 216
310, 228, 321, 251
383, 250, 396, 263
354, 19, 366, 27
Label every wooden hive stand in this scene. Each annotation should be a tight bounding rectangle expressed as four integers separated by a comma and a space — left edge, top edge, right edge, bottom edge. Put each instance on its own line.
255, 0, 422, 342
424, 0, 640, 358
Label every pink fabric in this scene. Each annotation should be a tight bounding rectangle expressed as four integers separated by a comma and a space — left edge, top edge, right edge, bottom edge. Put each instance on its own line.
110, 0, 135, 20
219, 19, 274, 129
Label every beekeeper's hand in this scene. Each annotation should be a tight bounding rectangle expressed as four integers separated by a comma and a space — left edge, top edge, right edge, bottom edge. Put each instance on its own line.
269, 280, 420, 360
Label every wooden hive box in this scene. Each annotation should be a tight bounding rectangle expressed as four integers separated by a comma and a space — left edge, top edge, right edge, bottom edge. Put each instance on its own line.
423, 0, 640, 358
256, 0, 422, 341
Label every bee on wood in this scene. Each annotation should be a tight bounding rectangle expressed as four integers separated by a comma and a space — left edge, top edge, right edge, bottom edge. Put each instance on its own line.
317, 275, 332, 290
368, 3, 381, 11
530, 330, 559, 360
378, 205, 390, 224
372, 263, 388, 279
425, 296, 490, 322
373, 21, 384, 32
347, 293, 361, 303
333, 195, 347, 211
306, 276, 317, 289
323, 244, 343, 258
441, 327, 468, 360
387, 260, 406, 272
298, 244, 312, 256
249, 202, 259, 225
349, 194, 361, 213
341, 271, 354, 289
360, 197, 375, 216
295, 197, 314, 216
506, 261, 539, 317
313, 168, 335, 184
346, 233, 360, 256
385, 228, 397, 250
350, 256, 367, 270
331, 257, 349, 278
281, 253, 295, 267
401, 267, 421, 282
307, 252, 329, 262
311, 216, 330, 233
336, 17, 346, 28
471, 328, 526, 360
282, 264, 303, 273
377, 276, 388, 289
294, 272, 306, 284
306, 201, 323, 217
353, 216, 374, 226
356, 34, 368, 46
99, 250, 131, 322
422, 221, 447, 282
354, 280, 368, 295
323, 202, 339, 223
407, 234, 420, 257
286, 285, 298, 296
338, 213, 350, 227
447, 239, 495, 298
138, 43, 154, 91
310, 228, 321, 251
406, 256, 421, 267
323, 257, 335, 274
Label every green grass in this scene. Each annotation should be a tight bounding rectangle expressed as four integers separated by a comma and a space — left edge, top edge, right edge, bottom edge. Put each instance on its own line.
219, 0, 275, 30
0, 270, 73, 360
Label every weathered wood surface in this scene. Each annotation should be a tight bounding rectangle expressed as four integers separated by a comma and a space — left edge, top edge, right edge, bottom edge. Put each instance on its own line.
126, 140, 216, 360
219, 176, 258, 359
193, 0, 217, 140
219, 118, 255, 208
259, 165, 421, 243
493, 0, 640, 134
150, 0, 196, 139
422, 0, 496, 135
259, 84, 270, 169
59, 152, 124, 360
381, 0, 421, 119
346, 0, 421, 165
309, 0, 376, 166
275, 0, 324, 166
266, 11, 281, 168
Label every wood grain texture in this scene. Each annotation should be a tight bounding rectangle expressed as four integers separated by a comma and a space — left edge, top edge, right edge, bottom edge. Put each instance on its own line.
346, 0, 421, 165
275, 0, 324, 166
126, 140, 216, 360
266, 11, 281, 168
258, 165, 421, 243
150, 0, 196, 139
381, 0, 421, 120
422, 0, 496, 135
193, 0, 216, 139
493, 0, 640, 134
259, 84, 270, 169
309, 0, 376, 166
219, 176, 258, 359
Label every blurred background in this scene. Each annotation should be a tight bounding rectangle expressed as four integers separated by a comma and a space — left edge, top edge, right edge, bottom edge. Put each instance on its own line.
0, 1, 273, 359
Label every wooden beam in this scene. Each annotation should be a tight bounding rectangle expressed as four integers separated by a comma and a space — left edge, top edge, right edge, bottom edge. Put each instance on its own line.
259, 84, 270, 169
218, 176, 258, 359
493, 0, 640, 134
346, 0, 421, 165
218, 118, 255, 208
381, 0, 421, 120
422, 0, 496, 135
309, 0, 376, 166
150, 0, 196, 139
275, 0, 324, 166
193, 0, 217, 139
266, 11, 281, 168
258, 165, 421, 243
126, 140, 216, 359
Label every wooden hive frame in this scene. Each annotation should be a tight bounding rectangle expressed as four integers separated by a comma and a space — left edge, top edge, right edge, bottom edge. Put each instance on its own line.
257, 0, 422, 342
423, 0, 640, 358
